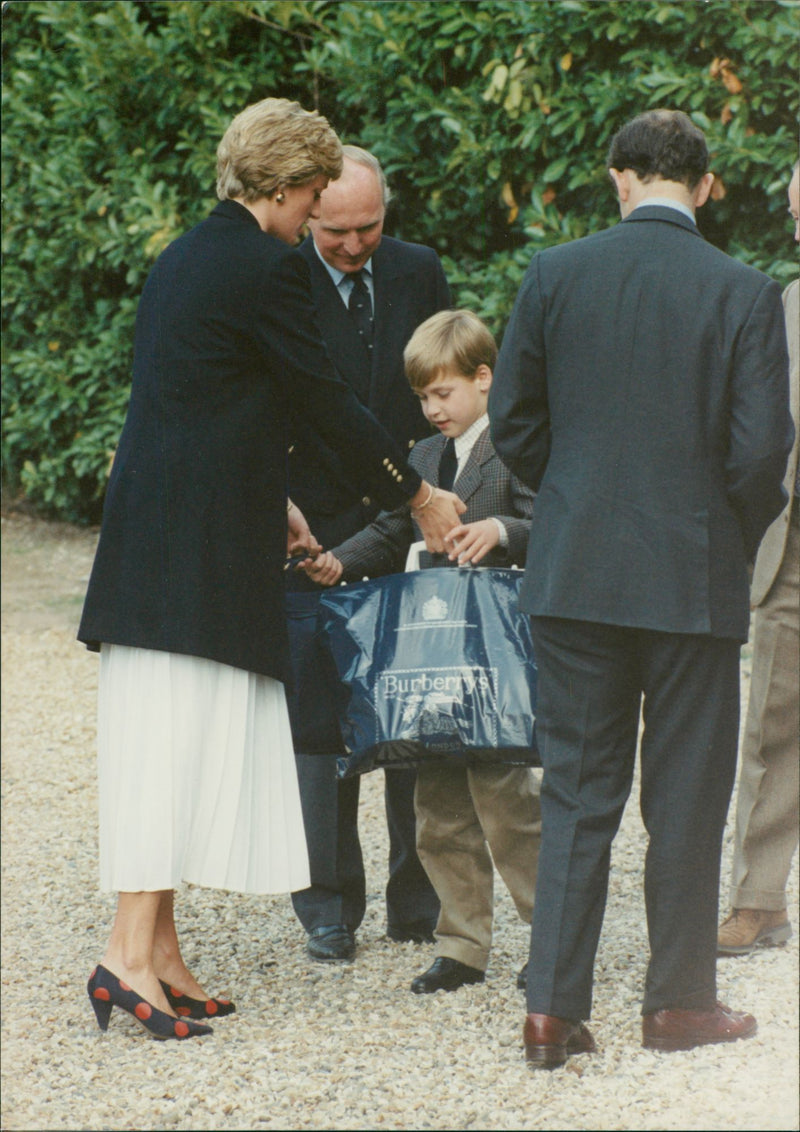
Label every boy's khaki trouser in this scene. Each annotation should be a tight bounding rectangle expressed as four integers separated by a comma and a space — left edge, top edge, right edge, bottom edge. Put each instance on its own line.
414, 762, 541, 972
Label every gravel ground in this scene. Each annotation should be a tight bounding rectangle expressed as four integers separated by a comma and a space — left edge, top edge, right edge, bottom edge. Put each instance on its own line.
1, 512, 797, 1132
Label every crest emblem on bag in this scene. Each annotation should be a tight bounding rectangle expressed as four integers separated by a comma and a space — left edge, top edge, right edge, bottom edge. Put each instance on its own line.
422, 594, 448, 621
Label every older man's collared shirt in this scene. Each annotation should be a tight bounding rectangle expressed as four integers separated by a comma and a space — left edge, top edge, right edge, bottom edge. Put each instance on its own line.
312, 241, 375, 307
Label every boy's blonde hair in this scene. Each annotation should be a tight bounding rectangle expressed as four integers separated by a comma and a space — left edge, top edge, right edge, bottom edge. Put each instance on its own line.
216, 97, 342, 202
404, 309, 498, 391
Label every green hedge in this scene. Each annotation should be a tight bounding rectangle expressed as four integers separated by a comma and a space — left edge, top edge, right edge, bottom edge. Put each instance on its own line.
3, 0, 798, 522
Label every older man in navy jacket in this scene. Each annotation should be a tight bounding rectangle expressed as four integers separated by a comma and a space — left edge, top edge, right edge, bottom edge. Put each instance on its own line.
285, 148, 450, 963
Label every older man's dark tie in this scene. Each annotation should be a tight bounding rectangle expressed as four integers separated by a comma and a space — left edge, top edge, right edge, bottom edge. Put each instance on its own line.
438, 436, 457, 491
348, 270, 374, 350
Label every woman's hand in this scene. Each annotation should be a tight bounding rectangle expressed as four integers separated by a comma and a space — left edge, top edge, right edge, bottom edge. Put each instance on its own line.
444, 519, 499, 565
410, 482, 467, 553
287, 500, 321, 560
296, 550, 343, 586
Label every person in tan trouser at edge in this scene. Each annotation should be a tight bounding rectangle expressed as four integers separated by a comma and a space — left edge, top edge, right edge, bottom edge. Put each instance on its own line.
718, 162, 800, 956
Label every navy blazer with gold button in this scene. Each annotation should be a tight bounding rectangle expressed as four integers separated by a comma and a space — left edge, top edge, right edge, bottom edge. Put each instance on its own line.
78, 202, 426, 684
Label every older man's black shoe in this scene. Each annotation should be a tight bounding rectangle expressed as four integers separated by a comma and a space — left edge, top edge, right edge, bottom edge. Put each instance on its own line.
307, 924, 356, 963
524, 1013, 596, 1068
387, 920, 437, 945
410, 957, 484, 994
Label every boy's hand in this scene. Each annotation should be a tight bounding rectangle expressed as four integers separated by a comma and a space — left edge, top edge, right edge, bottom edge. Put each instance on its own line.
444, 519, 500, 565
297, 550, 343, 586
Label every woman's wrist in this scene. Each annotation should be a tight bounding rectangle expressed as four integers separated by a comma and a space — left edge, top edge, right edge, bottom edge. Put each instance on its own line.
410, 481, 436, 512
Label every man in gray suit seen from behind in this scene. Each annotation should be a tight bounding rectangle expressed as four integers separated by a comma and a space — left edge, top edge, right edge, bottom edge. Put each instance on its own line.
489, 109, 793, 1068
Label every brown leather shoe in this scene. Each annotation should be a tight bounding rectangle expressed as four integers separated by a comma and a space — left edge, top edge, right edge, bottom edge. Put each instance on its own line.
524, 1013, 596, 1068
718, 908, 791, 955
642, 1002, 757, 1051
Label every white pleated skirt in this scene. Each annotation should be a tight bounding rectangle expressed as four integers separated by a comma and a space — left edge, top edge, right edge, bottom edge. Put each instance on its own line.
97, 644, 310, 895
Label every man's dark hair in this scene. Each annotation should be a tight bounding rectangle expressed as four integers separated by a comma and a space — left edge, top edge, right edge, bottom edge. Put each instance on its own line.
607, 109, 709, 188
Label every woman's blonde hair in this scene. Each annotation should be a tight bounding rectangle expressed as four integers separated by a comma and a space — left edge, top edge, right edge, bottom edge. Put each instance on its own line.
216, 97, 343, 202
404, 309, 498, 392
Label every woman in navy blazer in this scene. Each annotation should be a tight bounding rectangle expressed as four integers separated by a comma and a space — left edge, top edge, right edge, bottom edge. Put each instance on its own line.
78, 98, 463, 1041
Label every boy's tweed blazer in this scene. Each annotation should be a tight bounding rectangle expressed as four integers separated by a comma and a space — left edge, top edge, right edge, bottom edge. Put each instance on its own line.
333, 424, 534, 580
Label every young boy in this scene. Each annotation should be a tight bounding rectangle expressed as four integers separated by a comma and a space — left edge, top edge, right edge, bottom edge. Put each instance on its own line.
304, 309, 541, 994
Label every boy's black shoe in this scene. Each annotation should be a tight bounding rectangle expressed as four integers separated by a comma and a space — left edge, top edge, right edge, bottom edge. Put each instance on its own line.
410, 957, 484, 994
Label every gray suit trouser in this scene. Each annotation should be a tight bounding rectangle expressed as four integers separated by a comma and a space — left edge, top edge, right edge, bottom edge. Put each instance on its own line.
527, 616, 741, 1020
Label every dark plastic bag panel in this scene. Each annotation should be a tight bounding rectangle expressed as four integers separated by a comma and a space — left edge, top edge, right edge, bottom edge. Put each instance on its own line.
318, 569, 539, 777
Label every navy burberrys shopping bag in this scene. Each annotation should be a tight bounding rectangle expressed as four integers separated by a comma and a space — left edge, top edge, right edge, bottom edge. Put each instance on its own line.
317, 568, 539, 778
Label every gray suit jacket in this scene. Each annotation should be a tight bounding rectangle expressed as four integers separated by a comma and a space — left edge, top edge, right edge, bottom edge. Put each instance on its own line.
332, 425, 534, 580
490, 205, 793, 641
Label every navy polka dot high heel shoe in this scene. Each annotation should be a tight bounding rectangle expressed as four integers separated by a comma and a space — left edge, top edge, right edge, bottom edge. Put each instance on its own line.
160, 980, 236, 1019
87, 965, 213, 1040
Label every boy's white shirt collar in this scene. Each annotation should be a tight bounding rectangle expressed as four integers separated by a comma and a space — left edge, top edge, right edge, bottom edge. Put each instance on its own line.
453, 413, 489, 468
